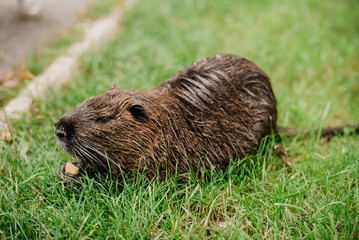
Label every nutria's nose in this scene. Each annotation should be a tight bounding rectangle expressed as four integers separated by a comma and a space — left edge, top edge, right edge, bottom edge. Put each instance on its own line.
54, 116, 75, 142
55, 129, 66, 141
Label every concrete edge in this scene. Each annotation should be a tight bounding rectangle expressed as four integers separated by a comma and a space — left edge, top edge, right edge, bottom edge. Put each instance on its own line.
0, 0, 137, 141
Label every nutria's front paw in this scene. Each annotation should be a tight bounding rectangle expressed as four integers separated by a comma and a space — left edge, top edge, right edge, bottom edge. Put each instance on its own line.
58, 162, 82, 186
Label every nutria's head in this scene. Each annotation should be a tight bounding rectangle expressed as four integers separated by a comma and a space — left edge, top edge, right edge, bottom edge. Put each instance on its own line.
54, 86, 155, 173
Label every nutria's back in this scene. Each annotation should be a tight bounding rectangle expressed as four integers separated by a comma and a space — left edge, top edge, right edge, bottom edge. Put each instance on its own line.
55, 54, 277, 179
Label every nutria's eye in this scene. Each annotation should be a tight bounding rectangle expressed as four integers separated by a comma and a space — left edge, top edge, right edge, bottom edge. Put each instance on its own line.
96, 116, 112, 123
129, 104, 147, 122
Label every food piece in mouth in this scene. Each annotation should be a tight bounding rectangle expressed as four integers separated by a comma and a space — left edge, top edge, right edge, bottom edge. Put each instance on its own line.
64, 162, 79, 175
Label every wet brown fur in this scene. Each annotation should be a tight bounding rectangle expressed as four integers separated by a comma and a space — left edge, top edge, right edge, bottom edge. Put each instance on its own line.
55, 54, 278, 179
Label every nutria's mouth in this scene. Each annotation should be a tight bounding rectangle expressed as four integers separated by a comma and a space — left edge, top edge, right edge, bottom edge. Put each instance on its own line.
54, 130, 83, 164
61, 139, 115, 172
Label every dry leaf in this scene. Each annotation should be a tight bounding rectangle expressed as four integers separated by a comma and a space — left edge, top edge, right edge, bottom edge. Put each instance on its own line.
273, 144, 292, 166
19, 71, 35, 81
0, 129, 12, 143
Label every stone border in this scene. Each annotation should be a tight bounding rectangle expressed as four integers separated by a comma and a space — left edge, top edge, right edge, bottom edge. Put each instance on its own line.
0, 0, 137, 140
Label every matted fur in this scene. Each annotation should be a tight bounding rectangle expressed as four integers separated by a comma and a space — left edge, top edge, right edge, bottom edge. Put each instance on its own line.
55, 54, 277, 179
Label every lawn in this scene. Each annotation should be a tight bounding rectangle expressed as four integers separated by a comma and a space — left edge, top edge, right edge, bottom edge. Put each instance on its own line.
1, 0, 359, 239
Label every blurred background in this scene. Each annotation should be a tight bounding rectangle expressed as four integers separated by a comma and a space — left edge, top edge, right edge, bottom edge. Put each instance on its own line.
0, 0, 90, 78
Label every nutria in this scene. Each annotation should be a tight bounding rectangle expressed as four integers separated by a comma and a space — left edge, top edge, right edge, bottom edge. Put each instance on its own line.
54, 54, 358, 182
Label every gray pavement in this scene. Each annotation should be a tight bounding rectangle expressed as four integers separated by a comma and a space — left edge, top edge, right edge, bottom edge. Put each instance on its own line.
0, 0, 91, 80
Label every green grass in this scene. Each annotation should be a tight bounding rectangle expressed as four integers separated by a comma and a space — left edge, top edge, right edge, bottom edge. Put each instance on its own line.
1, 0, 359, 239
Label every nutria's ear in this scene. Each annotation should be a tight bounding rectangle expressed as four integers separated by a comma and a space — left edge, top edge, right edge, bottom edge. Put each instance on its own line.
108, 83, 117, 90
129, 104, 147, 122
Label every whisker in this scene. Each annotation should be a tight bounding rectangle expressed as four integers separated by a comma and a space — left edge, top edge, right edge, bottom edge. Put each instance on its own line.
80, 139, 119, 169
78, 142, 104, 167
